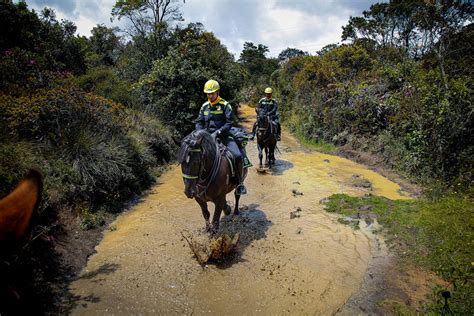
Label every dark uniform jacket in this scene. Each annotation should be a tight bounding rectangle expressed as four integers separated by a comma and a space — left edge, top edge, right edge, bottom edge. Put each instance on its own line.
257, 98, 278, 117
195, 97, 233, 136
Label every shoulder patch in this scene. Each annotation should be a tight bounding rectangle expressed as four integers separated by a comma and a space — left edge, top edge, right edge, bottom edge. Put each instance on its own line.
219, 99, 231, 110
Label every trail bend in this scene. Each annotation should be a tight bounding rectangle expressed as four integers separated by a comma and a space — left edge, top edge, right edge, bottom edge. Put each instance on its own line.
70, 105, 409, 315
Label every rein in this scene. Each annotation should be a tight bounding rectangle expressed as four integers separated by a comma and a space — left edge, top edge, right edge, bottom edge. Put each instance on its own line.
257, 115, 275, 143
182, 140, 222, 200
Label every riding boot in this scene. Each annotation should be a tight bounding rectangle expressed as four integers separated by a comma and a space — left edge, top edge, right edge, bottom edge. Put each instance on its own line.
235, 158, 247, 195
277, 123, 281, 141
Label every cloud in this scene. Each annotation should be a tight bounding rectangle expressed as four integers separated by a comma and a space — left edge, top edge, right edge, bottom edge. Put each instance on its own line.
26, 0, 76, 15
182, 0, 382, 58
22, 0, 118, 36
21, 0, 382, 56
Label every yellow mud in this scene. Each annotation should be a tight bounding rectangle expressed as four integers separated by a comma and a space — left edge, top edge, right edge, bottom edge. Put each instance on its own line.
70, 105, 410, 315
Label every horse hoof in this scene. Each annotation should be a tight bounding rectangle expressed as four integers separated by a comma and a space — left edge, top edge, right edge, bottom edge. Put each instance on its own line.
223, 204, 232, 216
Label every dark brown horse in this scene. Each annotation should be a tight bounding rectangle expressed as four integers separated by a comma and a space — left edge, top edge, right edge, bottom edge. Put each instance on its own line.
256, 113, 277, 169
178, 130, 248, 233
0, 169, 42, 245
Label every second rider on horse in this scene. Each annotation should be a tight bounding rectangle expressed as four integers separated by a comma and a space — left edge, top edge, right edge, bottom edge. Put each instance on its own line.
195, 79, 251, 195
250, 87, 281, 141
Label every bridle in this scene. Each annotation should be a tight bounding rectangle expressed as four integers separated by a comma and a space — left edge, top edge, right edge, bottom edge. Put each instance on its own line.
257, 113, 275, 143
182, 139, 222, 199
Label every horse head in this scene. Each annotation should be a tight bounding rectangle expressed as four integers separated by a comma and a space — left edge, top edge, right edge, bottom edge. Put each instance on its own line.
0, 169, 43, 245
257, 112, 270, 132
178, 130, 216, 198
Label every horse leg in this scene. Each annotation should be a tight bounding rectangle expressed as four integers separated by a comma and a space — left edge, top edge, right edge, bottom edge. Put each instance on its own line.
258, 145, 263, 169
270, 145, 275, 168
196, 198, 211, 231
264, 147, 269, 168
210, 198, 226, 234
233, 190, 241, 216
223, 201, 232, 216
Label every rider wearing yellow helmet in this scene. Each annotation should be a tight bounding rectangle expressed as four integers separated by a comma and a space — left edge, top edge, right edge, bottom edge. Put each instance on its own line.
196, 79, 250, 195
250, 87, 281, 141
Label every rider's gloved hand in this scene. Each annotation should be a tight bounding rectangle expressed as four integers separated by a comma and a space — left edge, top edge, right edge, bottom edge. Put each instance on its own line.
211, 129, 221, 139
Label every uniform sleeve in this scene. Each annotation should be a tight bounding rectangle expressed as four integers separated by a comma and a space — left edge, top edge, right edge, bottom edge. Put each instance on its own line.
269, 100, 278, 116
195, 105, 205, 130
219, 103, 233, 133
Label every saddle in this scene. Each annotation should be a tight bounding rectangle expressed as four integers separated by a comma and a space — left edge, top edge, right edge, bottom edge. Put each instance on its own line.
216, 127, 250, 178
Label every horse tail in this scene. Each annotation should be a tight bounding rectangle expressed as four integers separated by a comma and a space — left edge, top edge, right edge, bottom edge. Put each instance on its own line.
0, 169, 43, 243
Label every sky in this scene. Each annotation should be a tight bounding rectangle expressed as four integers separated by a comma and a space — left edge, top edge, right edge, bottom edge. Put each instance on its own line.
22, 0, 381, 58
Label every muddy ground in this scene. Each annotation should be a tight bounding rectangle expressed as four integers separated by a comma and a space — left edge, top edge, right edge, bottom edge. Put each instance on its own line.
0, 105, 438, 315
42, 105, 440, 315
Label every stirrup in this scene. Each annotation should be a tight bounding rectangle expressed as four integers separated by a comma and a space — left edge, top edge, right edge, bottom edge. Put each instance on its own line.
236, 184, 247, 195
243, 157, 253, 168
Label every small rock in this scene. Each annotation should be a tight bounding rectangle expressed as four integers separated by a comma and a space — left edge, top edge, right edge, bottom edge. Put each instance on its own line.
292, 189, 303, 197
358, 205, 373, 211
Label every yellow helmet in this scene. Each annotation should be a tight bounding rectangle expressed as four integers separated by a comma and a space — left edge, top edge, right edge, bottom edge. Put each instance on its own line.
264, 87, 273, 94
204, 79, 220, 93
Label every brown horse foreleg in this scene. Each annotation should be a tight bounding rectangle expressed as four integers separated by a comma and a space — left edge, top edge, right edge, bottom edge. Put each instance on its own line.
233, 191, 241, 216
196, 198, 211, 231
210, 198, 226, 234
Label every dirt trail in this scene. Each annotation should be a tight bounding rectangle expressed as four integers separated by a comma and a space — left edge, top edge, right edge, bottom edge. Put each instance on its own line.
69, 105, 410, 315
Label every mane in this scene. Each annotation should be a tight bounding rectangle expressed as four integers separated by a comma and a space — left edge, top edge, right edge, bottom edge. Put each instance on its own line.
177, 130, 215, 164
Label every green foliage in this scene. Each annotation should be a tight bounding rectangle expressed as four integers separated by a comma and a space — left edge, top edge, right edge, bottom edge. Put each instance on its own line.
0, 85, 174, 210
324, 193, 474, 314
0, 141, 38, 197
87, 24, 121, 67
239, 42, 278, 81
74, 67, 132, 105
134, 26, 244, 136
278, 47, 307, 62
0, 2, 87, 93
79, 207, 105, 230
275, 39, 473, 185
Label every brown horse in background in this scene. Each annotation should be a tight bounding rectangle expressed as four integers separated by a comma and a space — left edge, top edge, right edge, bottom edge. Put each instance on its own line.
0, 169, 43, 245
178, 130, 247, 233
256, 113, 277, 169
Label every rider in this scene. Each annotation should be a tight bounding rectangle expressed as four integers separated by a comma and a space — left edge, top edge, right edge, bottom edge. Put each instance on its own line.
195, 79, 249, 195
250, 87, 281, 141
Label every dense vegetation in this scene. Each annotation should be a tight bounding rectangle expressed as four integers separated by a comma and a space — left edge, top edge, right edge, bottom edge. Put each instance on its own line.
265, 1, 472, 313
0, 1, 244, 312
272, 1, 473, 187
0, 0, 472, 314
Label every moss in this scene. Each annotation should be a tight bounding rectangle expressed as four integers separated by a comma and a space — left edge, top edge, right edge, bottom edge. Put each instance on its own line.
323, 193, 474, 314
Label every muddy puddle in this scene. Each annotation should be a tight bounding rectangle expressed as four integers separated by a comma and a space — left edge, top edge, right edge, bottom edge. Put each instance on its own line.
69, 105, 410, 315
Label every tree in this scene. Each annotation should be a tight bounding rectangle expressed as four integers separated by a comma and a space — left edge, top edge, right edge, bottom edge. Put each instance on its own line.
111, 0, 185, 77
341, 0, 473, 61
415, 0, 474, 89
278, 47, 307, 62
134, 25, 244, 136
89, 24, 121, 66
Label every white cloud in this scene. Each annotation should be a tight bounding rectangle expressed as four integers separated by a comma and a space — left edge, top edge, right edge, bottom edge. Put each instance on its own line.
21, 0, 381, 56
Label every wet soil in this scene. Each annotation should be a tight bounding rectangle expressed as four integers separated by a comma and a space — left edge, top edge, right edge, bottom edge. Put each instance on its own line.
65, 105, 433, 315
